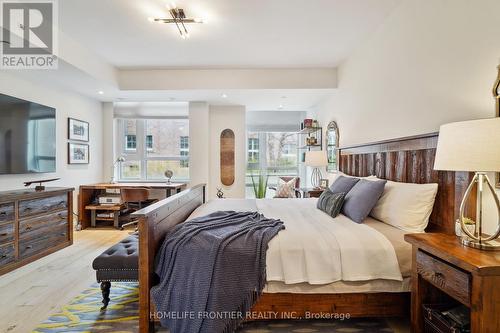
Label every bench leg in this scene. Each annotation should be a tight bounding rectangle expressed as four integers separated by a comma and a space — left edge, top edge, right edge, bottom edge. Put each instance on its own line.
100, 281, 111, 310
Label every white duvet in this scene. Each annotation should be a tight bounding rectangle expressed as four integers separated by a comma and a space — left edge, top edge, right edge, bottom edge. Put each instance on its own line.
188, 198, 403, 285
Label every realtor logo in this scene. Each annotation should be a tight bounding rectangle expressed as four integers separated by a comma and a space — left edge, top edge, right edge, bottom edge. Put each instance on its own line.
1, 0, 58, 69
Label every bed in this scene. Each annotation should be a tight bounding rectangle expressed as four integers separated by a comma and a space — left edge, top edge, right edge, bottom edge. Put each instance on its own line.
134, 133, 477, 333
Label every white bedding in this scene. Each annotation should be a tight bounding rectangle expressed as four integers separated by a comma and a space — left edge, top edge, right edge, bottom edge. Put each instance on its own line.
188, 198, 403, 285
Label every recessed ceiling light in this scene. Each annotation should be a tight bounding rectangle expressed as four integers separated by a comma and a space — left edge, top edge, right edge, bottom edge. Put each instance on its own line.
278, 104, 284, 110
221, 93, 228, 98
98, 91, 104, 95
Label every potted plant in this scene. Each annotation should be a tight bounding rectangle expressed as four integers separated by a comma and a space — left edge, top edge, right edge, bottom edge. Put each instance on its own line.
251, 172, 269, 199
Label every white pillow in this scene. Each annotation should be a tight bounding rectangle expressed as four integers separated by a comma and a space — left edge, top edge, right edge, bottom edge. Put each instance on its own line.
275, 177, 297, 198
327, 172, 376, 184
370, 180, 438, 233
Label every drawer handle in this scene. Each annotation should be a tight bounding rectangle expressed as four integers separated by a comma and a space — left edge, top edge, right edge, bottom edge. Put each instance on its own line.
0, 254, 7, 259
0, 233, 7, 237
58, 213, 66, 220
434, 272, 444, 279
25, 225, 32, 231
26, 245, 33, 249
60, 232, 66, 236
0, 212, 6, 216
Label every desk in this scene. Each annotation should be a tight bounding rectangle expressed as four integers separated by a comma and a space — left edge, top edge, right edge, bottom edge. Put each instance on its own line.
78, 182, 187, 229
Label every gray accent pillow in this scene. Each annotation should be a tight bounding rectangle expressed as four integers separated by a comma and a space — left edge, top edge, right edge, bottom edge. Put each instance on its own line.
329, 175, 360, 194
342, 179, 387, 223
317, 189, 346, 218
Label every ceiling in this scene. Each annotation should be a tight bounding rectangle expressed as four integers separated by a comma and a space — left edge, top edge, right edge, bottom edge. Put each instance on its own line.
8, 0, 400, 111
59, 0, 401, 68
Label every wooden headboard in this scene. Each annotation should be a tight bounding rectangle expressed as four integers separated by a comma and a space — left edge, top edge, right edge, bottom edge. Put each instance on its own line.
338, 133, 476, 234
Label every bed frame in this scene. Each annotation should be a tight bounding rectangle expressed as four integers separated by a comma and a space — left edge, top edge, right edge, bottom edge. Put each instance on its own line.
135, 133, 476, 333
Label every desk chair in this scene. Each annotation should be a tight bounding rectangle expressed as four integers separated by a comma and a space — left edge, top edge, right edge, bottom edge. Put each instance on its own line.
120, 188, 158, 229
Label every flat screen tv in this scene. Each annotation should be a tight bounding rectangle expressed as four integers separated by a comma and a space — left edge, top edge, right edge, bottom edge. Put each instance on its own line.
0, 93, 56, 174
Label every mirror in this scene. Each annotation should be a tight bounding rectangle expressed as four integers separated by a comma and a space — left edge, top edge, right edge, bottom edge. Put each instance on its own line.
326, 121, 339, 172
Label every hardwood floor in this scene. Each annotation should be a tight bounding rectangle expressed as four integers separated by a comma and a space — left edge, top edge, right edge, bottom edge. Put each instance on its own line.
0, 228, 409, 333
0, 228, 128, 333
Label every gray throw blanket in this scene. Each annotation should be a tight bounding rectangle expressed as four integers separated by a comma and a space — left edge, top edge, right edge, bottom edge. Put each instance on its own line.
151, 211, 285, 333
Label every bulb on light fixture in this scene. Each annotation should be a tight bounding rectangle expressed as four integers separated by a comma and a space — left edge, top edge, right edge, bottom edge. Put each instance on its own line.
194, 17, 204, 23
221, 93, 228, 98
147, 17, 155, 23
184, 32, 190, 39
181, 34, 186, 39
278, 104, 284, 110
98, 91, 104, 95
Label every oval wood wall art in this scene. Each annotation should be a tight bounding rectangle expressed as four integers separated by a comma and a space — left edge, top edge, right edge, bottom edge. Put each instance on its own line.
220, 129, 235, 186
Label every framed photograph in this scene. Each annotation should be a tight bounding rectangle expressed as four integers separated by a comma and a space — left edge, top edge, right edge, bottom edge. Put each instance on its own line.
319, 179, 329, 189
68, 118, 89, 142
68, 143, 89, 164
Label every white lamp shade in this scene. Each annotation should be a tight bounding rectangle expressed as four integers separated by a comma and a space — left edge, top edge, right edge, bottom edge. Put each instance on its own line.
305, 151, 328, 167
434, 118, 500, 172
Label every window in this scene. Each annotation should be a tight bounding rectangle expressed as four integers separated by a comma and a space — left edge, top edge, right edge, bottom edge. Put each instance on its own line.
117, 118, 189, 181
248, 137, 259, 163
126, 135, 136, 150
180, 136, 189, 168
124, 120, 137, 151
146, 135, 153, 151
246, 131, 299, 198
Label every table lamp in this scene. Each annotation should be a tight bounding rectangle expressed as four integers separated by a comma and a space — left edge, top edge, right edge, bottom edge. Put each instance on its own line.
305, 151, 328, 189
434, 118, 500, 250
110, 156, 126, 184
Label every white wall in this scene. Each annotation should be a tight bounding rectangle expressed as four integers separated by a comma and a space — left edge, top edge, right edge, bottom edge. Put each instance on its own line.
0, 72, 104, 208
189, 102, 210, 191
209, 105, 246, 200
314, 0, 500, 232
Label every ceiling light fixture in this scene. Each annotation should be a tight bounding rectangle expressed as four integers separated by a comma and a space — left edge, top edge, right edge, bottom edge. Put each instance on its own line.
98, 91, 104, 95
221, 93, 228, 98
148, 5, 203, 39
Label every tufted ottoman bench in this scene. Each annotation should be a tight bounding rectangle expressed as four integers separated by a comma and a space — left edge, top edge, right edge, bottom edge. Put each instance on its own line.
92, 233, 139, 309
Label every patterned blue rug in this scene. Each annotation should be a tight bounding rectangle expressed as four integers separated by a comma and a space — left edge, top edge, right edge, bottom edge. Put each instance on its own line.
33, 283, 394, 333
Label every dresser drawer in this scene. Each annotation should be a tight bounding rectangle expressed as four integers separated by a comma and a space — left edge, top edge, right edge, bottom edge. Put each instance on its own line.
19, 225, 68, 259
19, 194, 68, 218
19, 210, 68, 240
0, 203, 15, 223
416, 250, 471, 306
0, 222, 14, 244
0, 243, 15, 266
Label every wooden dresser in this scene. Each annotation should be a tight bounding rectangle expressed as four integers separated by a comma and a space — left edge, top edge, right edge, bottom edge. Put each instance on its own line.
0, 187, 74, 276
405, 233, 500, 333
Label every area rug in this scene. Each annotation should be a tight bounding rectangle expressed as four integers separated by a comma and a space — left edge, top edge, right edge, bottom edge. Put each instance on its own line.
33, 283, 393, 333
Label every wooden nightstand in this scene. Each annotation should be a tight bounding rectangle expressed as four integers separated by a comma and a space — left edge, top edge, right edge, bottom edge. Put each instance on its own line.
300, 188, 325, 198
405, 233, 500, 333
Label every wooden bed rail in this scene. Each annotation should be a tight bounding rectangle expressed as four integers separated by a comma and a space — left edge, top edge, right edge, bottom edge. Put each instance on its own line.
132, 184, 206, 333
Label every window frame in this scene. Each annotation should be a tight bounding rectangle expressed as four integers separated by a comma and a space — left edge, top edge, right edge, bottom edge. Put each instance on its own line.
116, 118, 190, 182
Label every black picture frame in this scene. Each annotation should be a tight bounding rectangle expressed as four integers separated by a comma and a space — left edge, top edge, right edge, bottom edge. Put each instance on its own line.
68, 117, 89, 142
68, 143, 90, 164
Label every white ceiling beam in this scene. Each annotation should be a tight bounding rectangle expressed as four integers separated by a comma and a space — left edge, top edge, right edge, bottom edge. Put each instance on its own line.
118, 68, 337, 90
